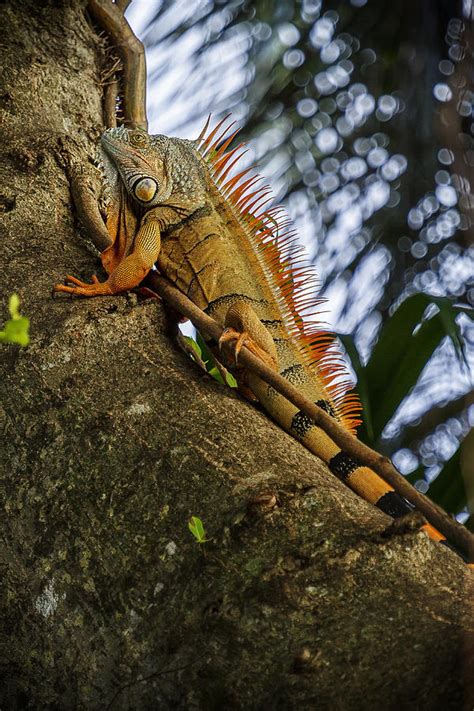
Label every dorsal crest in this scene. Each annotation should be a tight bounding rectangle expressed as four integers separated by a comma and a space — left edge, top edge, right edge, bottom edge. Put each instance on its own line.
195, 116, 362, 433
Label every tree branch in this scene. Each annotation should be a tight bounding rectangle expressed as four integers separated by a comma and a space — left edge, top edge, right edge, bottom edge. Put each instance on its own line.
115, 0, 131, 11
88, 0, 147, 130
103, 77, 119, 128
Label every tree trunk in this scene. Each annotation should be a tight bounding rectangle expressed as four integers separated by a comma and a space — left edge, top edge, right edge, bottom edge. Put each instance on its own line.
0, 2, 472, 709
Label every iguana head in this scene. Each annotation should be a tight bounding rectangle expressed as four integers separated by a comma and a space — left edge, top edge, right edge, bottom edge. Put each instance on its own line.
100, 126, 172, 208
100, 126, 206, 211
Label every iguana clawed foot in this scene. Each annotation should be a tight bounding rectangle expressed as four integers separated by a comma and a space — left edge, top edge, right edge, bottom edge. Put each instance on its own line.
52, 274, 113, 297
219, 327, 275, 368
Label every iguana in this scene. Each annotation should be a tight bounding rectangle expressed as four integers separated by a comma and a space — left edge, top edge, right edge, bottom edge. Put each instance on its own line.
53, 117, 449, 552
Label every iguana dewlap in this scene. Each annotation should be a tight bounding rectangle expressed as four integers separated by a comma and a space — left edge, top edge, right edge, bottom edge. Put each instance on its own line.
53, 118, 446, 549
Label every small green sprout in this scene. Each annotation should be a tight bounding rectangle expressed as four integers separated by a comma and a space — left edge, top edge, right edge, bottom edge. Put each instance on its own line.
183, 335, 203, 360
185, 333, 238, 389
0, 294, 30, 346
207, 366, 238, 388
188, 516, 208, 544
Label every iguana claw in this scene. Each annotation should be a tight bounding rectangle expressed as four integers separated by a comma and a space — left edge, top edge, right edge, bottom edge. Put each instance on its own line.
52, 274, 113, 297
219, 327, 249, 364
219, 327, 271, 366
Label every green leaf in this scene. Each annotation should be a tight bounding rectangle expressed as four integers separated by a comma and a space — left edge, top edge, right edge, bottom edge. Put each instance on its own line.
364, 294, 471, 441
196, 333, 215, 368
183, 335, 202, 359
184, 335, 230, 385
188, 516, 208, 544
433, 297, 470, 370
405, 429, 474, 516
8, 293, 21, 319
338, 333, 374, 441
196, 332, 237, 388
225, 371, 238, 388
423, 449, 467, 514
0, 294, 29, 346
372, 317, 443, 440
208, 366, 225, 384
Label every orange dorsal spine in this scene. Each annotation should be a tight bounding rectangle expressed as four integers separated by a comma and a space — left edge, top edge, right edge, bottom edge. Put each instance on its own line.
197, 116, 361, 432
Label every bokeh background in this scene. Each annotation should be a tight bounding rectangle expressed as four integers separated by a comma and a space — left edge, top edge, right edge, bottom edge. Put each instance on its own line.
125, 0, 474, 525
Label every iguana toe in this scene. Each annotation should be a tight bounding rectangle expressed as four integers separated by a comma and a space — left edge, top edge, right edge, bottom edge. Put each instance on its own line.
219, 327, 273, 367
219, 327, 248, 363
52, 274, 112, 296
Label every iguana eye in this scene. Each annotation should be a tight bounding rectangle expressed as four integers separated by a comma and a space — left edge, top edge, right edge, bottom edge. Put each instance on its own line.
129, 132, 148, 148
133, 177, 158, 202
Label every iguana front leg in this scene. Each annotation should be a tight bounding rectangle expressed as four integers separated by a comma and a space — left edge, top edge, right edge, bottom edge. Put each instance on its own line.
53, 220, 161, 297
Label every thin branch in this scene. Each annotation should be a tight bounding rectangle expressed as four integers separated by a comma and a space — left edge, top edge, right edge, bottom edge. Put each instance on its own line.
115, 0, 131, 11
146, 272, 474, 563
88, 0, 147, 130
103, 77, 119, 128
100, 51, 121, 129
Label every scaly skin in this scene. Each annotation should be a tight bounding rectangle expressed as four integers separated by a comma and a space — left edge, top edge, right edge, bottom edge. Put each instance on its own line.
54, 121, 448, 551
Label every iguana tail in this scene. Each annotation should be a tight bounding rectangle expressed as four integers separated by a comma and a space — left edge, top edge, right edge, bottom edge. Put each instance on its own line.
247, 368, 447, 545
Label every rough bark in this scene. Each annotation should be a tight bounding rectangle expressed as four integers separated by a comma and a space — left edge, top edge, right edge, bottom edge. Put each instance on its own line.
0, 1, 472, 709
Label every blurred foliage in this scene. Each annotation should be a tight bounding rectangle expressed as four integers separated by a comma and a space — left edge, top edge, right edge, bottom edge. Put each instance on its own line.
340, 295, 473, 517
0, 294, 29, 346
344, 294, 470, 442
131, 0, 474, 518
